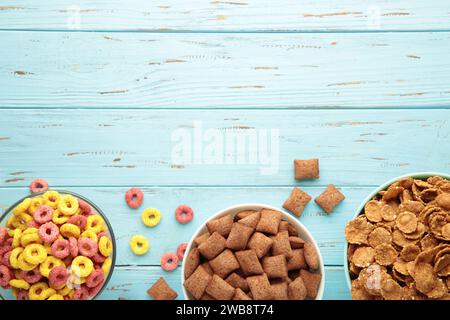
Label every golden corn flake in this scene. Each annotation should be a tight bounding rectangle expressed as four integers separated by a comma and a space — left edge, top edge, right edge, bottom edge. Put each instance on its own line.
392, 229, 418, 248
351, 279, 373, 300
382, 186, 404, 202
403, 222, 425, 240
420, 234, 438, 251
426, 278, 447, 299
380, 277, 403, 300
345, 217, 373, 245
374, 244, 398, 266
434, 254, 450, 276
398, 200, 424, 215
352, 247, 375, 268
413, 262, 436, 294
368, 227, 392, 248
364, 200, 383, 223
380, 204, 397, 222
396, 212, 418, 234
441, 223, 450, 240
400, 244, 420, 262
393, 258, 409, 276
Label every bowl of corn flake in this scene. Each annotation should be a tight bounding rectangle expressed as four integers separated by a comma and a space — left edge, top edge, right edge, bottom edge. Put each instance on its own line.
344, 172, 450, 300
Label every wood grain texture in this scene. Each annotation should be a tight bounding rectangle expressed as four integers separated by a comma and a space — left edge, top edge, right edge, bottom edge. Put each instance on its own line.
0, 1, 449, 31
1, 32, 450, 109
0, 109, 448, 187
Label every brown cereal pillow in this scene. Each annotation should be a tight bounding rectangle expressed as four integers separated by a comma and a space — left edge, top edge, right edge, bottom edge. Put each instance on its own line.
206, 215, 234, 237
262, 255, 288, 279
287, 249, 307, 271
184, 265, 212, 300
206, 274, 236, 300
303, 242, 320, 270
235, 250, 264, 275
271, 231, 293, 258
289, 236, 305, 249
247, 274, 273, 300
198, 232, 227, 260
184, 247, 200, 279
233, 288, 252, 300
201, 261, 214, 275
294, 159, 319, 180
247, 232, 274, 259
226, 222, 254, 250
147, 277, 178, 300
283, 187, 312, 217
237, 211, 261, 229
271, 281, 289, 300
209, 249, 240, 278
236, 210, 258, 220
314, 184, 345, 214
256, 209, 282, 235
200, 293, 214, 300
225, 272, 249, 292
279, 221, 299, 237
300, 270, 321, 299
194, 232, 210, 246
288, 276, 307, 300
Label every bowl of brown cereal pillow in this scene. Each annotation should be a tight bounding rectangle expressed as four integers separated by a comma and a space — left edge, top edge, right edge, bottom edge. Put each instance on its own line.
182, 203, 325, 300
345, 172, 450, 300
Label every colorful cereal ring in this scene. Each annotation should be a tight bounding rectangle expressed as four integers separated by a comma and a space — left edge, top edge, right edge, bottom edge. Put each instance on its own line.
12, 229, 22, 248
71, 256, 94, 278
101, 258, 112, 275
57, 195, 79, 216
80, 230, 98, 243
52, 210, 69, 225
125, 188, 144, 209
47, 294, 64, 300
33, 205, 54, 224
86, 269, 104, 288
17, 254, 37, 271
0, 227, 9, 245
38, 222, 60, 243
29, 282, 50, 300
51, 239, 70, 259
160, 252, 179, 272
13, 198, 32, 216
30, 179, 49, 194
175, 205, 194, 224
129, 235, 149, 256
72, 285, 90, 300
28, 198, 44, 214
20, 232, 42, 247
23, 243, 47, 265
60, 223, 80, 238
9, 247, 23, 269
0, 238, 13, 255
91, 252, 106, 264
42, 190, 60, 208
78, 238, 98, 258
0, 265, 12, 287
39, 256, 64, 278
88, 282, 103, 297
68, 215, 87, 230
86, 215, 106, 234
9, 279, 30, 290
16, 290, 29, 300
68, 237, 78, 258
77, 199, 92, 216
48, 266, 69, 289
141, 208, 161, 227
19, 268, 42, 284
177, 243, 188, 260
98, 236, 112, 257
2, 251, 12, 268
57, 286, 72, 297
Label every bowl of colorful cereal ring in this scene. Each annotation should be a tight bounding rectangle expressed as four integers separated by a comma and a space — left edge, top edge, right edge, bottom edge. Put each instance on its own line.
0, 190, 116, 300
182, 203, 324, 300
345, 172, 450, 300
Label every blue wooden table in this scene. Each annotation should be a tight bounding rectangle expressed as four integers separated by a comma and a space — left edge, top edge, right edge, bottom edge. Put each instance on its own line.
1, 1, 450, 300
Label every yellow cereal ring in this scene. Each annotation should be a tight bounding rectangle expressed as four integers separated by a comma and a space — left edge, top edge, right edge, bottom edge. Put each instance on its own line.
13, 198, 32, 216
52, 209, 69, 225
86, 215, 106, 234
9, 279, 30, 290
11, 213, 32, 231
67, 272, 86, 286
129, 235, 149, 255
47, 294, 64, 300
45, 244, 52, 255
99, 236, 112, 257
21, 232, 42, 247
23, 227, 38, 235
29, 282, 49, 300
80, 230, 98, 243
9, 247, 23, 269
71, 256, 94, 278
28, 197, 44, 214
43, 288, 56, 299
12, 228, 22, 248
57, 195, 79, 216
43, 190, 60, 208
17, 254, 37, 271
23, 243, 47, 265
57, 286, 72, 297
102, 257, 112, 275
39, 256, 64, 277
60, 223, 80, 238
141, 208, 161, 227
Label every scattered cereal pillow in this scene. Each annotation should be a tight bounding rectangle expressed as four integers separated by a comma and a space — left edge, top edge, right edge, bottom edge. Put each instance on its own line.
206, 274, 236, 300
294, 159, 319, 180
184, 265, 213, 300
256, 209, 282, 235
314, 184, 345, 214
246, 274, 273, 300
283, 187, 312, 217
209, 249, 240, 279
147, 277, 178, 300
198, 232, 227, 260
206, 215, 234, 237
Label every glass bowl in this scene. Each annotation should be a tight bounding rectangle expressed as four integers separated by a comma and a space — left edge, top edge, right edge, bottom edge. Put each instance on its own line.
0, 190, 116, 300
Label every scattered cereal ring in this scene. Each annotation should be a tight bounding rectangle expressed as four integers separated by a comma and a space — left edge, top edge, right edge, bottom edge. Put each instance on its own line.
13, 198, 32, 216
52, 209, 69, 225
175, 205, 194, 224
9, 247, 23, 269
177, 243, 188, 260
86, 215, 106, 234
51, 239, 70, 259
60, 223, 80, 238
29, 282, 50, 300
125, 188, 144, 209
33, 205, 54, 224
71, 256, 94, 278
28, 198, 44, 214
48, 266, 69, 289
68, 237, 78, 258
86, 269, 104, 288
57, 195, 79, 216
129, 235, 149, 256
101, 258, 112, 275
42, 190, 60, 208
68, 215, 87, 230
141, 208, 161, 227
77, 199, 92, 216
0, 265, 12, 287
30, 179, 49, 194
160, 252, 179, 272
98, 236, 112, 257
23, 243, 47, 265
17, 254, 37, 271
38, 222, 60, 244
78, 238, 98, 258
72, 285, 90, 300
48, 294, 64, 300
16, 290, 29, 300
9, 279, 30, 290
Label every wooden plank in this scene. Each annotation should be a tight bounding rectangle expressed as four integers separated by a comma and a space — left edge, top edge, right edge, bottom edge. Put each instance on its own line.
1, 32, 450, 109
0, 1, 448, 32
0, 109, 449, 188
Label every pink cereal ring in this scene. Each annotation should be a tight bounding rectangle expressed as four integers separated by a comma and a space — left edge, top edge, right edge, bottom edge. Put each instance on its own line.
68, 237, 78, 258
0, 227, 8, 245
72, 285, 90, 300
51, 239, 70, 259
125, 188, 144, 209
33, 205, 54, 224
88, 282, 103, 298
0, 265, 12, 287
28, 220, 40, 228
30, 179, 49, 193
97, 232, 110, 240
48, 266, 69, 289
160, 252, 179, 272
78, 238, 98, 258
68, 215, 87, 230
175, 205, 194, 224
2, 251, 11, 268
0, 239, 13, 256
86, 269, 104, 288
77, 199, 92, 216
39, 222, 60, 243
19, 267, 42, 284
91, 253, 106, 264
16, 290, 29, 300
177, 243, 188, 260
